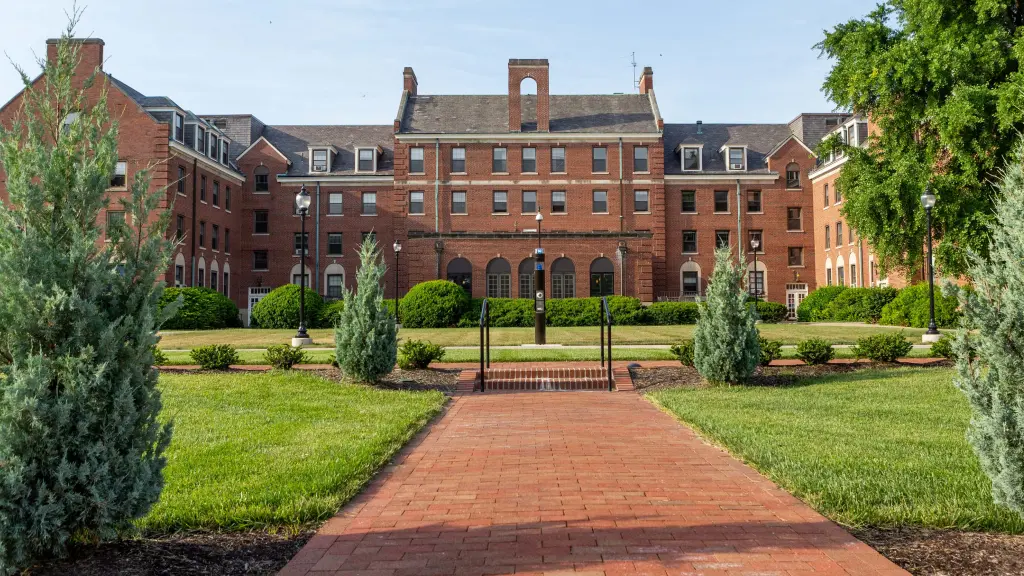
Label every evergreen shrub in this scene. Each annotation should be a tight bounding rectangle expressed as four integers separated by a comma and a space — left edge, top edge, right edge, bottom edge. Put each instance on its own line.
190, 345, 239, 370
398, 339, 445, 369
250, 285, 325, 329
263, 344, 309, 369
930, 337, 954, 359
755, 301, 789, 323
646, 302, 700, 325
796, 286, 846, 322
399, 280, 469, 328
693, 248, 760, 384
853, 332, 913, 362
796, 338, 835, 365
670, 340, 695, 367
334, 237, 397, 383
879, 283, 961, 328
758, 336, 783, 366
320, 300, 346, 327
159, 287, 240, 330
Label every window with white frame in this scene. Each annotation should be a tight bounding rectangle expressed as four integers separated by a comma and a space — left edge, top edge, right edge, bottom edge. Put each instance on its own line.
492, 147, 507, 173
173, 113, 184, 142
312, 149, 329, 172
327, 274, 344, 299
329, 193, 343, 215
362, 192, 377, 215
451, 147, 466, 172
220, 140, 228, 164
551, 190, 566, 213
633, 146, 648, 172
409, 147, 424, 173
682, 146, 701, 170
492, 191, 508, 214
208, 135, 217, 159
634, 190, 649, 213
728, 147, 745, 170
592, 190, 608, 213
358, 148, 375, 172
110, 161, 127, 188
451, 191, 467, 214
196, 127, 205, 152
522, 147, 536, 173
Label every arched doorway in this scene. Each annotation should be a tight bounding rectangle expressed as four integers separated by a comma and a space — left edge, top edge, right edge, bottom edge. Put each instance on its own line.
517, 257, 535, 298
746, 260, 767, 298
550, 257, 575, 298
447, 258, 472, 295
589, 257, 614, 297
680, 261, 702, 300
486, 258, 511, 298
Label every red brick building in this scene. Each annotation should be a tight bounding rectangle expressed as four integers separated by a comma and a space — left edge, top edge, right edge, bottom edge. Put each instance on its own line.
1, 38, 884, 323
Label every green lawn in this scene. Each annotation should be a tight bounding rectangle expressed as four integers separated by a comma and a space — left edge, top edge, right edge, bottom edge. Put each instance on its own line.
140, 371, 446, 533
159, 323, 927, 349
650, 368, 1024, 533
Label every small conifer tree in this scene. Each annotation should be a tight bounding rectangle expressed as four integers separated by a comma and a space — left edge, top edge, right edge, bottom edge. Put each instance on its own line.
334, 235, 398, 383
693, 247, 760, 384
953, 137, 1024, 518
0, 24, 173, 572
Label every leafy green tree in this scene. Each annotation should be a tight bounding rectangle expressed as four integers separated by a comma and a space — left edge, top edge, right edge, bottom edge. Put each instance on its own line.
0, 27, 173, 572
693, 248, 760, 384
334, 235, 397, 383
817, 1, 1024, 276
952, 137, 1024, 519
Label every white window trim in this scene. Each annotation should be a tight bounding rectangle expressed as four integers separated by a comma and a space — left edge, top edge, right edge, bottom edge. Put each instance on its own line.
409, 191, 426, 215
722, 145, 747, 172
355, 146, 381, 174
409, 147, 426, 174
173, 113, 184, 143
308, 145, 339, 174
678, 144, 703, 171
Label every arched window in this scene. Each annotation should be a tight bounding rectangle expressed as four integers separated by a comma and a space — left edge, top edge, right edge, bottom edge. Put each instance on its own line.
447, 258, 472, 295
836, 255, 846, 287
589, 257, 614, 297
550, 258, 575, 298
324, 263, 345, 299
680, 261, 702, 300
222, 262, 231, 297
825, 257, 833, 286
254, 166, 270, 192
848, 253, 858, 288
785, 162, 801, 188
290, 263, 312, 287
210, 260, 219, 293
174, 252, 186, 287
520, 77, 538, 130
518, 257, 535, 298
746, 260, 767, 298
197, 257, 206, 288
486, 258, 511, 298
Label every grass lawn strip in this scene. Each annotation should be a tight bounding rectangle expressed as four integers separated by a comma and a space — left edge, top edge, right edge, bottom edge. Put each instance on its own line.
650, 367, 1024, 533
158, 323, 927, 349
140, 371, 446, 533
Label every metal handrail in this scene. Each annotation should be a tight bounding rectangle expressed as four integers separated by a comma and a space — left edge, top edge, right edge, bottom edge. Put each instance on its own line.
479, 298, 490, 391
600, 297, 613, 391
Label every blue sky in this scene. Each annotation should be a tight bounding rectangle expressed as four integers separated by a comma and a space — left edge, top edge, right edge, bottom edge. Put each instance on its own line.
0, 0, 878, 126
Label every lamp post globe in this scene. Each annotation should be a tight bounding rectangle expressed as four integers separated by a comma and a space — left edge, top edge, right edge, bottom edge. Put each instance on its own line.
921, 185, 941, 342
292, 185, 313, 347
393, 239, 402, 326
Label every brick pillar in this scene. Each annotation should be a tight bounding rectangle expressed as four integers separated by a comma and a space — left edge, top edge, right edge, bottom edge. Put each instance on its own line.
46, 37, 104, 72
508, 59, 549, 132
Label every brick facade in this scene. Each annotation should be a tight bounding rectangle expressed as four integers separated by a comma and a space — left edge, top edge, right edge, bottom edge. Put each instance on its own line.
1, 38, 895, 323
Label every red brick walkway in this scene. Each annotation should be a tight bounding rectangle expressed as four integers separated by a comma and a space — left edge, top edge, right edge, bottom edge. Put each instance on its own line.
279, 393, 906, 576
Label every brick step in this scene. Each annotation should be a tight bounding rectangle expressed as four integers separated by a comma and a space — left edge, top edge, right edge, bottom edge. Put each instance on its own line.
457, 366, 634, 393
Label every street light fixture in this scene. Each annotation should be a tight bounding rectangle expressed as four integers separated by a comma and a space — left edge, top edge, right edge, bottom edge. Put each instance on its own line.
292, 185, 313, 346
393, 239, 402, 326
750, 236, 761, 306
921, 185, 940, 342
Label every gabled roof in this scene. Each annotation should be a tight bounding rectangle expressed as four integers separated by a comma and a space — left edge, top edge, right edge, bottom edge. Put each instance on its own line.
236, 135, 290, 164
663, 123, 793, 174
261, 125, 395, 176
107, 75, 180, 109
399, 94, 659, 134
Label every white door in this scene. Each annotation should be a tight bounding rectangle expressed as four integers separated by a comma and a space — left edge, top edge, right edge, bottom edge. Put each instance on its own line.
785, 284, 809, 320
247, 286, 272, 326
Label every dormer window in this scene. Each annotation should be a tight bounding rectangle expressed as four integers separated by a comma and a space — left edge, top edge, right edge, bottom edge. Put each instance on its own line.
220, 140, 228, 165
208, 135, 217, 159
196, 127, 206, 153
727, 147, 746, 171
312, 150, 329, 172
173, 113, 184, 142
357, 148, 376, 172
681, 146, 701, 171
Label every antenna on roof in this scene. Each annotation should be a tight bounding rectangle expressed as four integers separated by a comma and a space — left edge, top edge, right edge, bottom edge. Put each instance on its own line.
631, 52, 638, 92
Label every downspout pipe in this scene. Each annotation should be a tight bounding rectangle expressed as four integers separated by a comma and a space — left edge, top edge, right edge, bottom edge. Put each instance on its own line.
618, 138, 624, 232
434, 138, 440, 234
190, 158, 198, 286
315, 181, 321, 294
735, 179, 742, 266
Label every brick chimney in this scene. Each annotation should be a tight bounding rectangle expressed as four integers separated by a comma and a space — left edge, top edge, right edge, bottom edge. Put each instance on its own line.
403, 66, 417, 96
508, 59, 549, 132
46, 38, 104, 72
638, 66, 653, 94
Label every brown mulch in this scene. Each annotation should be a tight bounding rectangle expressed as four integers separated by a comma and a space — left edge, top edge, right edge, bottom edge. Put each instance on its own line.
853, 526, 1024, 576
29, 529, 313, 576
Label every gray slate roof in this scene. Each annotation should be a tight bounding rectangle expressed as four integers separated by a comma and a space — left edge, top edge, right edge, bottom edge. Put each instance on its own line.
788, 113, 852, 149
400, 94, 658, 134
261, 125, 395, 176
663, 123, 795, 174
107, 75, 179, 109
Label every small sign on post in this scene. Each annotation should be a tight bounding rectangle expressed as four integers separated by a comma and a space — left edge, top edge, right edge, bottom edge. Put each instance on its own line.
534, 248, 546, 345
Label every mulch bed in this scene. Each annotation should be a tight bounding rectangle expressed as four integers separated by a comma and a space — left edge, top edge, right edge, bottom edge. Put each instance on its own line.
29, 530, 313, 576
630, 360, 952, 393
853, 526, 1024, 575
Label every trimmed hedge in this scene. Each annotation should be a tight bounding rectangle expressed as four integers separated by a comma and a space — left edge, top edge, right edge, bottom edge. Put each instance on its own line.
796, 286, 846, 322
250, 285, 326, 329
457, 296, 648, 327
159, 287, 240, 330
399, 280, 469, 328
879, 283, 961, 328
853, 331, 913, 362
321, 299, 398, 327
190, 344, 239, 370
796, 337, 835, 365
646, 301, 700, 325
755, 301, 788, 323
817, 287, 899, 323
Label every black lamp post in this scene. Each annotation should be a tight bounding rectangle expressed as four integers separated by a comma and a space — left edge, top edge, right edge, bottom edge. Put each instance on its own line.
293, 185, 312, 346
921, 185, 940, 341
750, 235, 761, 306
393, 239, 402, 326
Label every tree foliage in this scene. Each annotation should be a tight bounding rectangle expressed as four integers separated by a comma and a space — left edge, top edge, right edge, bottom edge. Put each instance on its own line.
817, 1, 1024, 276
334, 236, 397, 383
693, 248, 760, 384
953, 137, 1024, 519
0, 25, 172, 572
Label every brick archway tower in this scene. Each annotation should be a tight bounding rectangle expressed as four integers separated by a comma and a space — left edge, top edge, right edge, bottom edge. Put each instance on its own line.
508, 59, 549, 132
